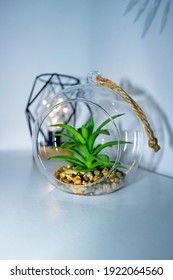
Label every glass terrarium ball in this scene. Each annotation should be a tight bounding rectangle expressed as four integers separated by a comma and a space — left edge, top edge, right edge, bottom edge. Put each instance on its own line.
33, 74, 144, 195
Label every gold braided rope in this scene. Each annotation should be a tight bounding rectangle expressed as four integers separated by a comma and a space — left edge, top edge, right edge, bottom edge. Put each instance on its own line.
96, 75, 160, 152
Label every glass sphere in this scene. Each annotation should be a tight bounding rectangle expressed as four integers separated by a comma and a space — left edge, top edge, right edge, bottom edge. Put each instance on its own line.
33, 75, 144, 195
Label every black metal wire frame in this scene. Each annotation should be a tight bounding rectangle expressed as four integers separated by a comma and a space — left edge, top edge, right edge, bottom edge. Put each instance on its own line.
25, 73, 96, 145
25, 73, 81, 144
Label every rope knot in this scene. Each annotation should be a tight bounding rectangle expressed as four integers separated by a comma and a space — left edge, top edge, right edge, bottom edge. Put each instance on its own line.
148, 137, 160, 152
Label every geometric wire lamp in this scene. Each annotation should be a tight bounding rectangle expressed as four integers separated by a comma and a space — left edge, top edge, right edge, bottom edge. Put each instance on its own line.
25, 73, 80, 146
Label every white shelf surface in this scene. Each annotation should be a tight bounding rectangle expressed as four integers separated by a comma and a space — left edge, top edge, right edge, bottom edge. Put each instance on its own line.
0, 150, 173, 260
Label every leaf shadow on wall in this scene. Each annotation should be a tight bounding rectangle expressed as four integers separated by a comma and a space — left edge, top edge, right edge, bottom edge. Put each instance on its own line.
120, 78, 173, 173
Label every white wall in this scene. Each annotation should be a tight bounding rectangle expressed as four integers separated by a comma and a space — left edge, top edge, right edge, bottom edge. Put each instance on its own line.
0, 0, 92, 150
89, 0, 173, 177
0, 0, 173, 177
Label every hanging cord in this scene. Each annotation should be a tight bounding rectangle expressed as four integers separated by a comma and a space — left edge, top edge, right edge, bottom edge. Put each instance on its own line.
96, 75, 160, 152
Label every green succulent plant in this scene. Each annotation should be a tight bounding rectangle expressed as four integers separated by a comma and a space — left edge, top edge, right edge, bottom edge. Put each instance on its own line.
47, 114, 131, 172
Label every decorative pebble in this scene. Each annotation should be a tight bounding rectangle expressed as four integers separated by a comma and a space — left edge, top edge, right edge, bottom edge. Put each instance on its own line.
94, 169, 100, 175
54, 165, 125, 195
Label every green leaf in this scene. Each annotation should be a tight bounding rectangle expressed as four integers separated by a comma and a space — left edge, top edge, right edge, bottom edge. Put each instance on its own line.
72, 166, 84, 171
47, 155, 86, 167
73, 166, 95, 172
78, 144, 90, 158
90, 162, 107, 169
60, 147, 85, 162
51, 123, 86, 144
54, 133, 77, 143
90, 158, 114, 169
94, 154, 110, 163
87, 117, 94, 134
104, 162, 114, 168
81, 125, 89, 140
77, 127, 82, 134
60, 142, 77, 149
93, 140, 132, 156
96, 114, 125, 132
50, 142, 80, 149
114, 162, 127, 169
88, 129, 110, 153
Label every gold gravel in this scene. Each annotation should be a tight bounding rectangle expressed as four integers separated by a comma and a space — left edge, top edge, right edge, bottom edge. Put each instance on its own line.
54, 165, 125, 195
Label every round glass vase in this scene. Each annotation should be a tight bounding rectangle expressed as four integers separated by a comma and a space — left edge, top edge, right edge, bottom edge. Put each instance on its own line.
33, 75, 144, 195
